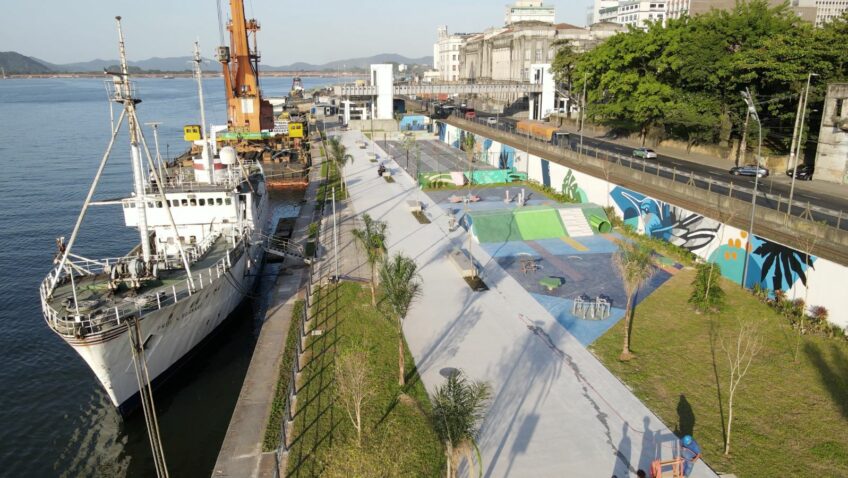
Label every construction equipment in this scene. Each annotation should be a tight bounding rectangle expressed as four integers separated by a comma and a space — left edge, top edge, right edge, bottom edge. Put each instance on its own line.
216, 0, 274, 132
650, 458, 683, 478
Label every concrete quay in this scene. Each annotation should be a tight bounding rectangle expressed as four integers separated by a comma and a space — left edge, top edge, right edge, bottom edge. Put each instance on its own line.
212, 148, 324, 478
337, 129, 719, 478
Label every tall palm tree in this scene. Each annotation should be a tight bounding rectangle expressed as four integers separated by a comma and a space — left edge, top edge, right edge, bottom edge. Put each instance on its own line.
326, 136, 354, 191
351, 214, 387, 306
432, 370, 491, 478
613, 240, 656, 361
378, 253, 422, 386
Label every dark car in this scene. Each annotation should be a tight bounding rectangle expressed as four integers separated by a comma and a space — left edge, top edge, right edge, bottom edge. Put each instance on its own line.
786, 164, 814, 180
729, 165, 769, 178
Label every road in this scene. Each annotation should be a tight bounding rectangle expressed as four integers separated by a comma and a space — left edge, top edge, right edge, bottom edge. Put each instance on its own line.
457, 111, 848, 231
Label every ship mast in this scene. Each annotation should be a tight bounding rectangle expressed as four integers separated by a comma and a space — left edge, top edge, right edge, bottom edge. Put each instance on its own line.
115, 16, 152, 262
193, 41, 214, 178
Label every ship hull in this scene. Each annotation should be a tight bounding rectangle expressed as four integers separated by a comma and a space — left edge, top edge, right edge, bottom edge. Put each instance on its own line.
64, 239, 266, 411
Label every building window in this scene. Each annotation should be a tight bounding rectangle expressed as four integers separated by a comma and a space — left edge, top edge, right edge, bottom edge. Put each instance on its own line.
198, 198, 206, 206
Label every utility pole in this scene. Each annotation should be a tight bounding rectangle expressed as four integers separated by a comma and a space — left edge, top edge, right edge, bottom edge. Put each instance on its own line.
741, 88, 762, 290
578, 73, 587, 161
787, 72, 817, 216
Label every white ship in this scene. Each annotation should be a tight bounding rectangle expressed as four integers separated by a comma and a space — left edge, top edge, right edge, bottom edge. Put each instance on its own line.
39, 19, 270, 413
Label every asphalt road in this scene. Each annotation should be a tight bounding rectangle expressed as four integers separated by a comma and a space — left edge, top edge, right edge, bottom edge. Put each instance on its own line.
461, 112, 848, 230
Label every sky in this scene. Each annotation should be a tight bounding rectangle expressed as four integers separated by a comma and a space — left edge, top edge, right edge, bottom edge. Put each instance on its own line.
0, 0, 593, 66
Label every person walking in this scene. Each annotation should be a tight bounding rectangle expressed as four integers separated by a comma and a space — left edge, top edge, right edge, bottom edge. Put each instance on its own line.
680, 435, 702, 477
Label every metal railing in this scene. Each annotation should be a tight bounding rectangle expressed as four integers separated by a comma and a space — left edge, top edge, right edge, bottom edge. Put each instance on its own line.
41, 237, 245, 339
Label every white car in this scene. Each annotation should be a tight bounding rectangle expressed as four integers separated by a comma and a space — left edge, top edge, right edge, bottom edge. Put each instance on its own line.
486, 117, 498, 126
632, 147, 657, 159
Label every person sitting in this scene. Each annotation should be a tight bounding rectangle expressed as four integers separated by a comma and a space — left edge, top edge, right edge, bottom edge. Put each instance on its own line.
377, 164, 386, 177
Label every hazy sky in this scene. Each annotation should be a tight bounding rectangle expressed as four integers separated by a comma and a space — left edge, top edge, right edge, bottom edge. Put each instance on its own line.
1, 0, 593, 65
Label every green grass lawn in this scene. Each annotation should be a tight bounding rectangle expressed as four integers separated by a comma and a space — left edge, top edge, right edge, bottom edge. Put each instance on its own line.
590, 269, 848, 477
285, 282, 443, 477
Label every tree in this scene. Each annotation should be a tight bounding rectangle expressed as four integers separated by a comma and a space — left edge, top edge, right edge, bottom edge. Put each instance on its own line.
613, 240, 656, 361
326, 136, 354, 191
400, 133, 417, 172
379, 253, 422, 386
689, 262, 725, 314
551, 40, 581, 119
334, 346, 373, 447
719, 319, 763, 455
432, 370, 491, 478
352, 214, 387, 306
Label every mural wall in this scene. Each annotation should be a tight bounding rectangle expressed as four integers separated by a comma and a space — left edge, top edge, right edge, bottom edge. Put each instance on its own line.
434, 121, 848, 327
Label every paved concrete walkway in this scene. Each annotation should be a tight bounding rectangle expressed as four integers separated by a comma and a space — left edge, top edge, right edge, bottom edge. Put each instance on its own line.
338, 129, 719, 478
213, 147, 324, 477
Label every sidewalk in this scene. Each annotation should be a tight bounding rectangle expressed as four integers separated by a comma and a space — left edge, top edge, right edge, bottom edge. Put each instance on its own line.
338, 129, 718, 478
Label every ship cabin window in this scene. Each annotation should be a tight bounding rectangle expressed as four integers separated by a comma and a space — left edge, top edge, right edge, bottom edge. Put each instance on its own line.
225, 198, 232, 205
199, 198, 206, 206
208, 198, 215, 207
156, 201, 163, 208
147, 202, 154, 208
189, 235, 197, 244
216, 198, 223, 205
181, 199, 188, 207
166, 237, 174, 244
190, 198, 197, 206
170, 200, 179, 207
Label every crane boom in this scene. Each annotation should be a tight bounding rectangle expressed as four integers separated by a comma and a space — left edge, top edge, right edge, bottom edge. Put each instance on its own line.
216, 0, 273, 132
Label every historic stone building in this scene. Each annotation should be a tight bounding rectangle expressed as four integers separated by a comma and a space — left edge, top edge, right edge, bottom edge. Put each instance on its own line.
814, 83, 848, 184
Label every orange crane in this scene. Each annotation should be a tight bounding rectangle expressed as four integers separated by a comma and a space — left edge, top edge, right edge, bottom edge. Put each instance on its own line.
216, 0, 273, 132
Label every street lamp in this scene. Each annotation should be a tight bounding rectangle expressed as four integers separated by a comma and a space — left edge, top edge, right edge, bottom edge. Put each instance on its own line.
740, 88, 763, 289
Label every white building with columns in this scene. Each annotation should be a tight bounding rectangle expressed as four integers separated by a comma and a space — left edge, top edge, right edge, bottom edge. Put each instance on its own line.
433, 26, 471, 82
505, 0, 556, 25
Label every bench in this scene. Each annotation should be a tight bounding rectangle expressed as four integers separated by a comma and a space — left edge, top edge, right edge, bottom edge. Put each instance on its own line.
406, 200, 422, 212
448, 249, 478, 278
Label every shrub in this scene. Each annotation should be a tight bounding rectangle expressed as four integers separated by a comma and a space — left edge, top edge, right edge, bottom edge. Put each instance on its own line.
308, 222, 319, 240
689, 262, 725, 314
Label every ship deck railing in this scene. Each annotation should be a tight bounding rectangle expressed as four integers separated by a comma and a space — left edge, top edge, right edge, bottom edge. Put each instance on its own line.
145, 161, 263, 195
40, 233, 246, 339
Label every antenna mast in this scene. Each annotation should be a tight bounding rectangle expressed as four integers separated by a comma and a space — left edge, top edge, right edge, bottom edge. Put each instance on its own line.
115, 16, 151, 263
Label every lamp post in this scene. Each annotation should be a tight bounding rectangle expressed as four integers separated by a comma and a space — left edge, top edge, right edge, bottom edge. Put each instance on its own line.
578, 73, 588, 161
741, 88, 762, 289
787, 72, 818, 216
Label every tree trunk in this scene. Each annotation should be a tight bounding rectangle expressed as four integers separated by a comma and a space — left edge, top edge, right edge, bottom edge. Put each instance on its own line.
620, 294, 634, 361
725, 389, 734, 455
398, 323, 406, 386
736, 113, 750, 167
445, 442, 453, 478
369, 263, 377, 306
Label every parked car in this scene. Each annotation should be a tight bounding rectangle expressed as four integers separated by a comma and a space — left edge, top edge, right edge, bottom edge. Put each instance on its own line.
632, 147, 657, 159
464, 108, 476, 120
729, 165, 769, 178
486, 116, 498, 126
786, 164, 814, 180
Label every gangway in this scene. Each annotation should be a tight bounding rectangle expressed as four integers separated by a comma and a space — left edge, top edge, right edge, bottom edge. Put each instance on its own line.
263, 235, 311, 264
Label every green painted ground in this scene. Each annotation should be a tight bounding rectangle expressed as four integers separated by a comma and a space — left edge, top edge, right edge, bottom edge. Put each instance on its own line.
590, 269, 848, 477
514, 207, 566, 240
470, 210, 522, 243
285, 282, 443, 477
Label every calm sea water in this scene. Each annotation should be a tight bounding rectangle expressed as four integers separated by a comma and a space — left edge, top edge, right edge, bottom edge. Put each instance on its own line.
0, 76, 331, 477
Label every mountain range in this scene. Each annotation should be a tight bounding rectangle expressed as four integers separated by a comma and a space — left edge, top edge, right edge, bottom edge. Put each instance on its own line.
0, 51, 433, 74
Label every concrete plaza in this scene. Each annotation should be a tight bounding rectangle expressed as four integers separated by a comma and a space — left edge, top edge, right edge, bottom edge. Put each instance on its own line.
338, 130, 718, 478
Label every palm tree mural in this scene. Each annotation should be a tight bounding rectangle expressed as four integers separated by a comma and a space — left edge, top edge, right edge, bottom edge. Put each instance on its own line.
752, 239, 813, 291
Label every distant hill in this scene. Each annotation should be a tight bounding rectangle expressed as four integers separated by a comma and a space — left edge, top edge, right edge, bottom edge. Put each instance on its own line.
266, 53, 434, 71
2, 51, 433, 74
0, 51, 53, 74
37, 56, 215, 73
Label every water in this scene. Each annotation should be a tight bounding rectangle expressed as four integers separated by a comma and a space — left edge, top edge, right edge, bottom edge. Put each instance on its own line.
0, 76, 331, 477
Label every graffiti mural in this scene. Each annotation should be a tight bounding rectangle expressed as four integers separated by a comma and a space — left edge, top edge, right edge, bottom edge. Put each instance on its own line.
708, 230, 816, 290
610, 186, 720, 252
561, 170, 588, 203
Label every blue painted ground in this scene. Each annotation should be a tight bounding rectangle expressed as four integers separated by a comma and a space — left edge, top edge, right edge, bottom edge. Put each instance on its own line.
531, 294, 626, 346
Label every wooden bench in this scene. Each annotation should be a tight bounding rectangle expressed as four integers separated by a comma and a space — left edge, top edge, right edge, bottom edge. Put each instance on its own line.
448, 249, 478, 278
